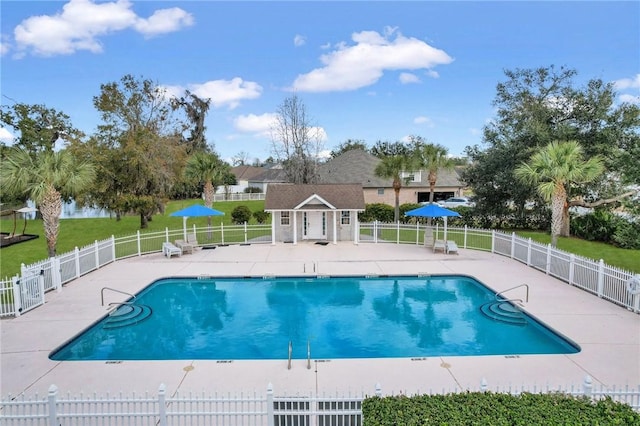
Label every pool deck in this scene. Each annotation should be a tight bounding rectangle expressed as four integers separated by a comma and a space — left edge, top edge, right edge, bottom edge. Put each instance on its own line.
2, 242, 639, 398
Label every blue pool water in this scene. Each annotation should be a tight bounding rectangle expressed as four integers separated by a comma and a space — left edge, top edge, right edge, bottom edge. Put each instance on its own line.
50, 275, 580, 361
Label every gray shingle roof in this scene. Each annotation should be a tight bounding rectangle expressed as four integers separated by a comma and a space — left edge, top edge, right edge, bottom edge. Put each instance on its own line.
265, 184, 365, 210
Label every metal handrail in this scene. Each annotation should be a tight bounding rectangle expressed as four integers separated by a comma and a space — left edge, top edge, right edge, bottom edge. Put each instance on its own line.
496, 284, 529, 304
101, 287, 135, 306
307, 340, 311, 370
287, 341, 293, 370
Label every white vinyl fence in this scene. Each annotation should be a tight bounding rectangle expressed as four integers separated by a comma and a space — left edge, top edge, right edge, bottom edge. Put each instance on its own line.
2, 376, 639, 425
1, 222, 639, 318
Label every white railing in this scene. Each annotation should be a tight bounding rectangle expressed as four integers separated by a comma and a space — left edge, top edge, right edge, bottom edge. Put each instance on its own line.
212, 192, 266, 202
1, 223, 638, 318
1, 376, 638, 424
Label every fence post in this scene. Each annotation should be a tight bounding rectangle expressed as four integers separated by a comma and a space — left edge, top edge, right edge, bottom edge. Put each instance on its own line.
165, 227, 169, 242
221, 222, 225, 245
267, 383, 275, 426
158, 383, 167, 426
568, 254, 575, 285
111, 235, 116, 262
374, 221, 378, 244
12, 275, 21, 317
38, 270, 45, 304
583, 375, 593, 398
510, 232, 516, 259
94, 240, 100, 269
546, 244, 552, 275
244, 221, 248, 244
375, 383, 382, 397
137, 230, 141, 256
463, 225, 468, 249
52, 257, 62, 292
396, 221, 400, 244
597, 259, 605, 297
526, 238, 532, 267
48, 385, 58, 426
74, 248, 81, 278
416, 222, 420, 245
491, 230, 495, 253
480, 378, 488, 392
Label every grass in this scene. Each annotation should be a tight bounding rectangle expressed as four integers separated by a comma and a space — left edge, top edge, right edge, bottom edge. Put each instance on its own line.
514, 230, 640, 274
0, 199, 267, 278
1, 200, 638, 277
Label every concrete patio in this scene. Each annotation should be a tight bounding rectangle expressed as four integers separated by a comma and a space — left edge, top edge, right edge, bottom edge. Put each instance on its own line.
1, 242, 638, 397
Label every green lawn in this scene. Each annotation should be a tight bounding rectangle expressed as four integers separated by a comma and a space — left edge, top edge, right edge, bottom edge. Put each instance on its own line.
1, 201, 638, 277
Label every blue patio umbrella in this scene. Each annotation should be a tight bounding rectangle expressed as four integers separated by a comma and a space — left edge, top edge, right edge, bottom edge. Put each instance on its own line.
170, 204, 224, 239
405, 203, 460, 241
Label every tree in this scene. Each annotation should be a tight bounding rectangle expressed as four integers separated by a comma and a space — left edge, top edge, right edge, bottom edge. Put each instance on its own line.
1, 147, 95, 257
170, 90, 211, 154
92, 74, 186, 228
0, 103, 85, 154
515, 141, 604, 247
370, 140, 411, 158
184, 151, 230, 208
463, 65, 639, 226
374, 154, 414, 222
411, 138, 455, 204
330, 139, 368, 158
270, 94, 323, 184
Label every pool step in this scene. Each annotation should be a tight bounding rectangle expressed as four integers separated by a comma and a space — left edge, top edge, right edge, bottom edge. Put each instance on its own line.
479, 301, 526, 326
104, 304, 153, 329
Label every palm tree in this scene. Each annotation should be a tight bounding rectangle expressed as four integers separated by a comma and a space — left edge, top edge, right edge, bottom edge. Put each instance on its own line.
184, 152, 231, 226
374, 154, 413, 222
515, 140, 604, 247
1, 147, 95, 257
413, 143, 455, 226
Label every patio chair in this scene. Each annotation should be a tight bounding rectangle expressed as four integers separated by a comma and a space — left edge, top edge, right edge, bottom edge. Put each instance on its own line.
187, 233, 200, 249
433, 239, 446, 253
162, 242, 182, 258
446, 240, 459, 255
175, 239, 194, 254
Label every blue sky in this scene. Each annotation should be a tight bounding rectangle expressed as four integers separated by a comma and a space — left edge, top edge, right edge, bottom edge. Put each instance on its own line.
1, 1, 639, 163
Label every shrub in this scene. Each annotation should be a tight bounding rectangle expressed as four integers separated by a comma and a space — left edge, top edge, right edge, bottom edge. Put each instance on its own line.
359, 203, 394, 223
362, 392, 640, 425
244, 187, 262, 193
253, 210, 270, 224
231, 205, 252, 224
399, 203, 421, 222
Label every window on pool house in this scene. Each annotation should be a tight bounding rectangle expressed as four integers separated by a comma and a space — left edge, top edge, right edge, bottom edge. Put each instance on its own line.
341, 211, 350, 225
280, 211, 290, 226
377, 188, 384, 195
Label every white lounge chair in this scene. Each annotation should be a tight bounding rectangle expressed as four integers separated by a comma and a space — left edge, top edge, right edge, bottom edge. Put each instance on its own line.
186, 233, 200, 249
447, 241, 459, 255
162, 242, 182, 258
433, 239, 446, 253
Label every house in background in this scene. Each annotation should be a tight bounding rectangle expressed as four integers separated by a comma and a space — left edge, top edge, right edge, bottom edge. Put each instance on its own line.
227, 165, 266, 193
264, 183, 365, 244
318, 149, 466, 205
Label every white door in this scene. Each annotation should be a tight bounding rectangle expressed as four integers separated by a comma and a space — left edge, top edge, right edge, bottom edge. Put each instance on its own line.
303, 212, 326, 239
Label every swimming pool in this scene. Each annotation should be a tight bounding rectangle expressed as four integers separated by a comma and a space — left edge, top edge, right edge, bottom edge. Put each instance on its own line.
50, 275, 580, 361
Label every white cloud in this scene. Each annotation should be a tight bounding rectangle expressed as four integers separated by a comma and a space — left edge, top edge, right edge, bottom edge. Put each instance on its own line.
413, 116, 434, 127
320, 42, 332, 50
425, 70, 440, 78
12, 0, 193, 57
233, 113, 278, 136
291, 28, 453, 92
294, 34, 306, 47
400, 72, 421, 84
614, 74, 640, 90
0, 127, 15, 144
618, 94, 640, 104
168, 78, 263, 110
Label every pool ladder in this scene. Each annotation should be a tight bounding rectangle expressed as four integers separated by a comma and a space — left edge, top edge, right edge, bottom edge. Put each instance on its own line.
287, 340, 312, 370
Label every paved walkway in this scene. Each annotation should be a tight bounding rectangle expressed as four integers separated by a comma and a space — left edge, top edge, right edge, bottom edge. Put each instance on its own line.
2, 242, 638, 397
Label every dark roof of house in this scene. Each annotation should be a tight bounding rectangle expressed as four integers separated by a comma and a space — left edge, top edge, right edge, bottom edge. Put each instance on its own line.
249, 167, 289, 183
318, 150, 388, 187
264, 183, 365, 210
231, 165, 266, 181
318, 149, 464, 189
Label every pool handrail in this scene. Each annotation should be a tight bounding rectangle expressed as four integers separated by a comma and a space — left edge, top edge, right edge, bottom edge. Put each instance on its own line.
287, 341, 292, 370
496, 284, 529, 304
101, 287, 136, 306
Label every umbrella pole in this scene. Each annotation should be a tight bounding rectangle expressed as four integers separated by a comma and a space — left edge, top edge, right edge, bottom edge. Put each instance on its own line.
11, 211, 17, 237
183, 217, 188, 240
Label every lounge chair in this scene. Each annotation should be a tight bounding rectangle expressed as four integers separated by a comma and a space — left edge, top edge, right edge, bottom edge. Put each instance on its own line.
175, 239, 194, 254
187, 233, 200, 249
433, 239, 446, 253
446, 240, 459, 255
162, 242, 182, 258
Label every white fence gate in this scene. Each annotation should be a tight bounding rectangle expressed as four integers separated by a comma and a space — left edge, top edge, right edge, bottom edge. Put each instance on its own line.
12, 270, 45, 315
